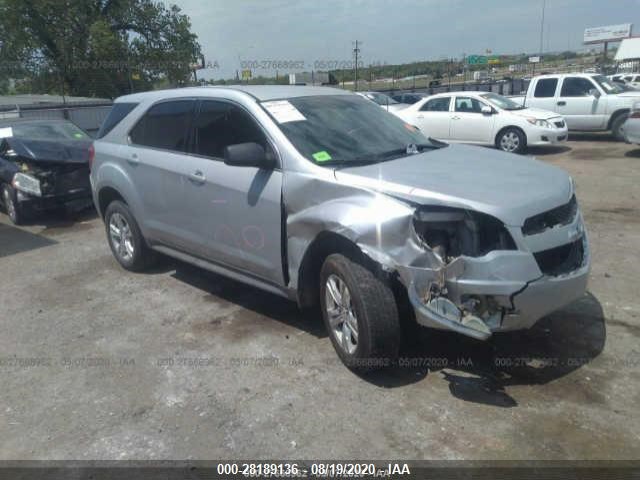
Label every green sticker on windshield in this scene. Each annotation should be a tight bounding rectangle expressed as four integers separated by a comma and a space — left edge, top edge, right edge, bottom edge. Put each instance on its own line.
312, 151, 332, 162
74, 133, 84, 138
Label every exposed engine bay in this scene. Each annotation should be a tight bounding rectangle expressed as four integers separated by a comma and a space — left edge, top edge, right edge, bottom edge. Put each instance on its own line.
412, 206, 516, 262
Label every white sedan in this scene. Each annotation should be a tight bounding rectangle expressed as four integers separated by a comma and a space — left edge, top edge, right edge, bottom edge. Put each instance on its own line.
393, 91, 568, 154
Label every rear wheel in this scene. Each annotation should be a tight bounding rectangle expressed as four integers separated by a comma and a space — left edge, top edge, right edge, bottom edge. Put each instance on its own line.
104, 200, 156, 272
2, 184, 26, 225
319, 254, 400, 371
611, 113, 629, 141
497, 127, 526, 154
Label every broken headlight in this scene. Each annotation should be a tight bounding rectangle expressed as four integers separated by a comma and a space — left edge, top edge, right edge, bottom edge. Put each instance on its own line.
12, 172, 42, 197
413, 206, 515, 261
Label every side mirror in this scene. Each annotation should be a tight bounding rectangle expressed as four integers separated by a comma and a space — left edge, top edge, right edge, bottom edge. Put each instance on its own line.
223, 142, 275, 169
481, 105, 494, 115
588, 88, 601, 98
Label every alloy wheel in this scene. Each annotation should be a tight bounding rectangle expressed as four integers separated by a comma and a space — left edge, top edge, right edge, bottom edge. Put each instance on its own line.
109, 212, 135, 262
325, 274, 359, 354
500, 131, 520, 152
3, 188, 16, 221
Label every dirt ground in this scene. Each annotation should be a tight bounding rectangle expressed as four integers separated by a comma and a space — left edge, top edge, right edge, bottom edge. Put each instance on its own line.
1, 134, 639, 460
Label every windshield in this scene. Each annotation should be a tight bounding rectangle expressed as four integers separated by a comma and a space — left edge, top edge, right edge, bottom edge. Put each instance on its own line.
592, 75, 624, 94
263, 95, 433, 166
365, 92, 399, 105
479, 92, 524, 110
11, 122, 90, 141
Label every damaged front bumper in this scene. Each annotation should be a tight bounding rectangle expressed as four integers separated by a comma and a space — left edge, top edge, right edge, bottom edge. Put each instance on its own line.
399, 215, 590, 340
16, 188, 93, 213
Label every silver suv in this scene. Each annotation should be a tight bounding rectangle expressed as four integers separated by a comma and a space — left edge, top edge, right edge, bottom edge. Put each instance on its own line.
91, 85, 590, 370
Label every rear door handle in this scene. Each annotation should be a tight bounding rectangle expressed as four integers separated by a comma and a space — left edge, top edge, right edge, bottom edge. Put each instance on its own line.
188, 170, 206, 184
127, 153, 139, 165
451, 115, 461, 120
557, 101, 566, 106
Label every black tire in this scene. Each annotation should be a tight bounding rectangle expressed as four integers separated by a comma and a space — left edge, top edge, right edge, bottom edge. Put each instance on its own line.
496, 127, 526, 154
611, 113, 629, 142
319, 254, 400, 371
104, 200, 156, 272
1, 184, 27, 225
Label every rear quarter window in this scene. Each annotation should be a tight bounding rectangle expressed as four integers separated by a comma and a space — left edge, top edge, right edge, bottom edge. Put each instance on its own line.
96, 102, 139, 139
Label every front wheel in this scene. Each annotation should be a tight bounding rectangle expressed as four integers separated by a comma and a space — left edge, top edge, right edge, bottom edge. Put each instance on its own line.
104, 200, 157, 272
320, 254, 401, 371
2, 184, 27, 225
497, 127, 526, 154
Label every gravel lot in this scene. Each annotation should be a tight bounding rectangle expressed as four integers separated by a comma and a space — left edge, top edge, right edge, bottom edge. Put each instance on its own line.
1, 134, 639, 460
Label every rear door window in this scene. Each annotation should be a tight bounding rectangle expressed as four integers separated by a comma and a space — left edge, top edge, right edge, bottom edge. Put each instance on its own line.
420, 97, 451, 111
534, 78, 558, 97
129, 100, 195, 152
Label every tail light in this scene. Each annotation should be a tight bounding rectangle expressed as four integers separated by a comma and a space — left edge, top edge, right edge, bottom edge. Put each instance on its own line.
88, 143, 95, 170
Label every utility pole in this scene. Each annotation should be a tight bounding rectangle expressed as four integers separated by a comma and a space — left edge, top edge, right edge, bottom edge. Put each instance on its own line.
353, 40, 361, 91
539, 0, 546, 57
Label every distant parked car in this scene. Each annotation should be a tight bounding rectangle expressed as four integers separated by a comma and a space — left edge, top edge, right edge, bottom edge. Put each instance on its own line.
355, 91, 409, 112
0, 119, 93, 224
622, 102, 640, 145
394, 91, 568, 154
608, 73, 640, 90
391, 92, 426, 104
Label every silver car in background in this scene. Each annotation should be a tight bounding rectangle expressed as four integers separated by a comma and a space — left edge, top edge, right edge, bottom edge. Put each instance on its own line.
91, 86, 590, 371
355, 91, 410, 113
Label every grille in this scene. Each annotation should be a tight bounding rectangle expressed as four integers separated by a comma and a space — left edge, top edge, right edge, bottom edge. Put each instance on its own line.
554, 120, 565, 128
533, 239, 584, 276
522, 195, 577, 236
38, 166, 90, 196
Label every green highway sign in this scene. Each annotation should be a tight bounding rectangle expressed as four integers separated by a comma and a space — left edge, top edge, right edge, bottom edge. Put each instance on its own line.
467, 55, 488, 65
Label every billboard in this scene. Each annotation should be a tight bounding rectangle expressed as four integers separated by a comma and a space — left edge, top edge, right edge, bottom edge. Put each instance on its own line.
584, 23, 632, 44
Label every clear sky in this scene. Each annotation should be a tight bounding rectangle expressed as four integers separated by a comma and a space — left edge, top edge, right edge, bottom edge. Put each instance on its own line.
172, 0, 640, 79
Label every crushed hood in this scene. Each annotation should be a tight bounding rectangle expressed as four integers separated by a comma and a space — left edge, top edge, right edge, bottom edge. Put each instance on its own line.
6, 138, 91, 165
334, 144, 572, 226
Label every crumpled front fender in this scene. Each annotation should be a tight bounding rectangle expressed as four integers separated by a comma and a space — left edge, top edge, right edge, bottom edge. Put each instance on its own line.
285, 173, 442, 289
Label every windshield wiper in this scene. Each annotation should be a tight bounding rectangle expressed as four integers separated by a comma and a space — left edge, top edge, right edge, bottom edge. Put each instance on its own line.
329, 142, 441, 169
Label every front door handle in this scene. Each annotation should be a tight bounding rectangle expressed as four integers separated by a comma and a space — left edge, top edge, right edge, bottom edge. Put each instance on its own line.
188, 170, 206, 184
451, 115, 461, 120
416, 114, 425, 119
557, 101, 566, 106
